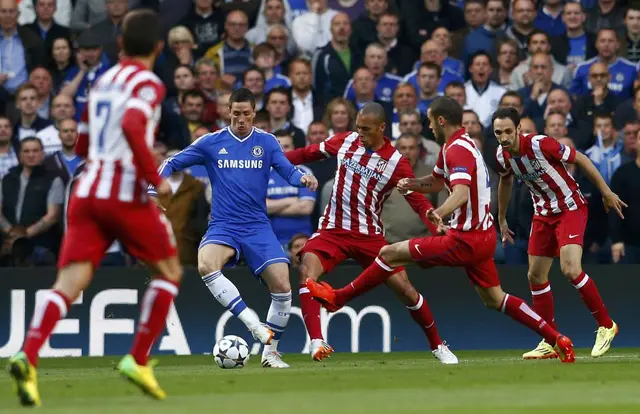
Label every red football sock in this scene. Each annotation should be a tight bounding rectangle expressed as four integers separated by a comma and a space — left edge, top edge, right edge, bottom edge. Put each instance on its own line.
407, 294, 442, 350
23, 290, 71, 367
530, 281, 557, 331
335, 257, 395, 305
130, 278, 179, 365
300, 284, 323, 340
501, 294, 559, 345
572, 272, 613, 328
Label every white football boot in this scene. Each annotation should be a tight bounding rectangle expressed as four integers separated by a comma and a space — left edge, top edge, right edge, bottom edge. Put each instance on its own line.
432, 342, 459, 364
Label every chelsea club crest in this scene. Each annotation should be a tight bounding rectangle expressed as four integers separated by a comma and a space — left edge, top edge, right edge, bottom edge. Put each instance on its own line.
251, 145, 264, 158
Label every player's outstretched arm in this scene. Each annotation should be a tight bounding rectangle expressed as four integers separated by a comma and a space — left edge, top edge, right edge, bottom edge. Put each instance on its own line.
271, 140, 318, 189
147, 143, 207, 196
397, 174, 445, 194
285, 133, 347, 165
497, 175, 515, 245
434, 184, 469, 219
573, 152, 628, 219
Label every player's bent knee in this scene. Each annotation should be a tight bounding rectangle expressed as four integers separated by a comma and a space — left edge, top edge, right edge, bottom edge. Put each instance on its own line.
378, 244, 396, 262
526, 271, 546, 285
560, 262, 582, 280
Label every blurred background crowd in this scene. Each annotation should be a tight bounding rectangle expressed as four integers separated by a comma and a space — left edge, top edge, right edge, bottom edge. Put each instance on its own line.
0, 0, 639, 267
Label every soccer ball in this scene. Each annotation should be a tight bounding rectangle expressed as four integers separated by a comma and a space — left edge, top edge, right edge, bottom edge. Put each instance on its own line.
213, 335, 250, 369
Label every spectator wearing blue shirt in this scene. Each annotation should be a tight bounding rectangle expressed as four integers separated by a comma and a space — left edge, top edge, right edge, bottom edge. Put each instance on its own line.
571, 29, 637, 99
534, 0, 566, 37
267, 131, 316, 248
550, 2, 597, 68
343, 43, 401, 103
431, 27, 465, 78
586, 111, 624, 185
59, 30, 110, 120
403, 40, 464, 95
0, 0, 45, 94
254, 42, 291, 93
462, 0, 507, 66
415, 62, 440, 116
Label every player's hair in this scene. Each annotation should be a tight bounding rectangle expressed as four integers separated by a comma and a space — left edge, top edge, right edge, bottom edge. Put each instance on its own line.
122, 9, 162, 57
418, 61, 442, 78
445, 81, 465, 91
16, 82, 37, 98
500, 90, 523, 105
181, 89, 206, 105
252, 42, 277, 60
491, 107, 521, 128
359, 102, 387, 124
229, 88, 256, 109
593, 110, 613, 123
19, 136, 44, 151
469, 50, 493, 67
429, 96, 463, 126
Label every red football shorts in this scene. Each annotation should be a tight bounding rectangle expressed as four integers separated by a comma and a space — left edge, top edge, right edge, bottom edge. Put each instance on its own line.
408, 229, 500, 288
528, 206, 588, 258
299, 228, 404, 275
58, 196, 177, 269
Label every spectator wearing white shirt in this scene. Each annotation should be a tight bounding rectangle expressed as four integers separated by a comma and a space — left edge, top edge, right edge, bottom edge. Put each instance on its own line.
465, 51, 506, 128
18, 0, 72, 27
292, 0, 338, 57
247, 0, 296, 58
36, 93, 75, 155
289, 57, 322, 134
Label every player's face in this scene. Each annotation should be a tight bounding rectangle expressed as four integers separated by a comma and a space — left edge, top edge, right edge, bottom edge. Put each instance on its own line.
229, 101, 256, 136
427, 110, 446, 144
493, 117, 520, 150
356, 113, 384, 148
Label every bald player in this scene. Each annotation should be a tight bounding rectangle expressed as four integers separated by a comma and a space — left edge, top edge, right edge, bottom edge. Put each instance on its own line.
285, 102, 459, 364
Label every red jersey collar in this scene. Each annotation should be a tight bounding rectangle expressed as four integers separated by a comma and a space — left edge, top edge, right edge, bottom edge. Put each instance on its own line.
446, 127, 468, 146
118, 57, 147, 70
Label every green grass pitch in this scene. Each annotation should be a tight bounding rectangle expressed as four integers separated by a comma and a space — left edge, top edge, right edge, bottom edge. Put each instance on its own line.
1, 349, 639, 413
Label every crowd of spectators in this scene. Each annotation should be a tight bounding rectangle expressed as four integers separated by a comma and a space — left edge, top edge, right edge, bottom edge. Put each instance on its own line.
1, 0, 639, 266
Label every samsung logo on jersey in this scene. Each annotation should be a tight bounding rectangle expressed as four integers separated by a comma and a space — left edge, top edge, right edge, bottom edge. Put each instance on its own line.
218, 160, 264, 169
341, 158, 382, 181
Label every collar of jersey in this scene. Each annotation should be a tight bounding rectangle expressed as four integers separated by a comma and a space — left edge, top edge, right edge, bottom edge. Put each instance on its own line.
227, 126, 255, 142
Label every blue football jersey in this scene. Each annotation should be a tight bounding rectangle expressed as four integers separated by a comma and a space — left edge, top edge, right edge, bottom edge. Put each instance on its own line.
343, 73, 403, 103
150, 127, 307, 225
267, 164, 316, 244
570, 57, 637, 99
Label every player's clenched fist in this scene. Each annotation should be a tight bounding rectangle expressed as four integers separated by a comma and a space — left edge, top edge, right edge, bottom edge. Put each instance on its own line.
301, 174, 318, 191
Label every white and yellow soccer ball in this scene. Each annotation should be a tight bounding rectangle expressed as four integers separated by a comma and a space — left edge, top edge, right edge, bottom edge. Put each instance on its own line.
213, 335, 250, 369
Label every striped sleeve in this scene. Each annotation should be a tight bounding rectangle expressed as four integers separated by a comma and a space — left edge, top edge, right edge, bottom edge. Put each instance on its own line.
495, 146, 512, 176
539, 136, 576, 163
446, 145, 474, 187
432, 149, 445, 178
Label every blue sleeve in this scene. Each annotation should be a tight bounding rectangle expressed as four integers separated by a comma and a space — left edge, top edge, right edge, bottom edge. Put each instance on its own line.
297, 166, 316, 201
148, 141, 208, 195
269, 138, 305, 187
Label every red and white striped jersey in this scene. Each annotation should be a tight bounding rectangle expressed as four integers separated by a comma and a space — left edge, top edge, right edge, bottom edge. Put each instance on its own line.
74, 59, 165, 204
433, 128, 493, 232
286, 131, 436, 236
496, 134, 586, 216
